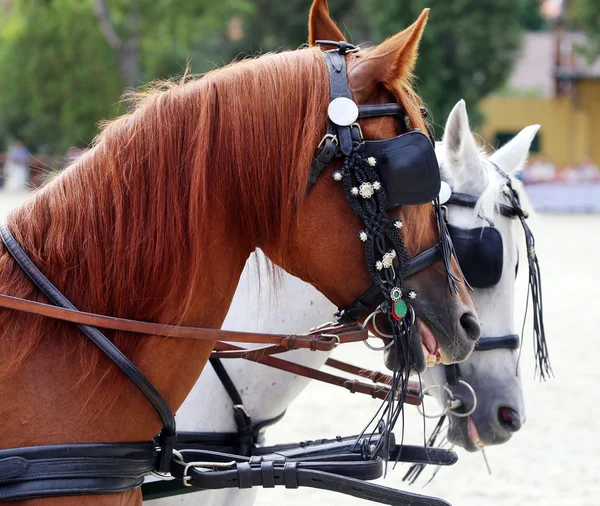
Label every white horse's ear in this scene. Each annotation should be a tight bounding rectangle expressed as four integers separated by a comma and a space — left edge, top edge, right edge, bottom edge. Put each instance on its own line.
441, 99, 485, 192
489, 125, 540, 175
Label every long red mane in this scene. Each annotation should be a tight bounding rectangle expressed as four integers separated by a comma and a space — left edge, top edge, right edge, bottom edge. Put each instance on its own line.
0, 46, 431, 394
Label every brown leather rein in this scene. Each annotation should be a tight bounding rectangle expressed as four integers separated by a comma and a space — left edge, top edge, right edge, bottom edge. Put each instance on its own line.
0, 292, 423, 405
0, 292, 365, 350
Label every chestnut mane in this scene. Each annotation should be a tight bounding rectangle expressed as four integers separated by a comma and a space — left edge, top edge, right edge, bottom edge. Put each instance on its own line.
0, 46, 431, 391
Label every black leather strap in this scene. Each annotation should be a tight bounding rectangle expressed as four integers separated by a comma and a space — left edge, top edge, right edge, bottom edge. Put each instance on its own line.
0, 443, 157, 501
445, 363, 461, 387
306, 135, 337, 194
475, 334, 520, 351
358, 103, 404, 119
209, 358, 256, 455
334, 284, 381, 325
167, 449, 451, 506
447, 193, 517, 218
390, 445, 458, 466
324, 50, 354, 156
335, 245, 441, 325
404, 246, 441, 278
0, 225, 176, 473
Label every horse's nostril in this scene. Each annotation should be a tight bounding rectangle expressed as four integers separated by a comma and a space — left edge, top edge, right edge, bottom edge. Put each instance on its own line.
459, 312, 481, 342
497, 406, 523, 432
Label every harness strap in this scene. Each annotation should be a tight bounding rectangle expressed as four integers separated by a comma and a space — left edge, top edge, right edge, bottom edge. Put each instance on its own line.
209, 358, 255, 455
211, 342, 423, 405
0, 443, 157, 501
447, 192, 518, 218
335, 245, 441, 325
325, 48, 354, 156
474, 334, 520, 351
0, 287, 366, 350
168, 449, 452, 506
173, 411, 286, 455
357, 103, 404, 119
0, 224, 176, 473
445, 363, 461, 387
307, 135, 337, 193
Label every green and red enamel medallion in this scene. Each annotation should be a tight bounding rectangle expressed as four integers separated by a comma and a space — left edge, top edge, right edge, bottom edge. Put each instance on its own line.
392, 299, 408, 321
390, 287, 407, 321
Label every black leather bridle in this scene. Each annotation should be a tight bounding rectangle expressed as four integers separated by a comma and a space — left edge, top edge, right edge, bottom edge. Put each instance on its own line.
308, 41, 459, 331
442, 169, 550, 389
442, 191, 520, 387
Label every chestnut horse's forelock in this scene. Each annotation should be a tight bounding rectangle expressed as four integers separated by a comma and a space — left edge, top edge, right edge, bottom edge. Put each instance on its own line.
0, 46, 433, 398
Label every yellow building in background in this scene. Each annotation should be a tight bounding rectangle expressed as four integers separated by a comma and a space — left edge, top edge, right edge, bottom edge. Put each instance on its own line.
478, 32, 600, 168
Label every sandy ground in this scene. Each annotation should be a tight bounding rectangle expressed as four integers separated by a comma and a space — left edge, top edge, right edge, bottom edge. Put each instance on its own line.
1, 190, 598, 506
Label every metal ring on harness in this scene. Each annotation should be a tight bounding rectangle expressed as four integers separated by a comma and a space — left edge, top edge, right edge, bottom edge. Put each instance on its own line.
373, 306, 416, 339
446, 380, 478, 418
150, 449, 185, 481
362, 309, 394, 351
417, 384, 457, 419
363, 305, 415, 350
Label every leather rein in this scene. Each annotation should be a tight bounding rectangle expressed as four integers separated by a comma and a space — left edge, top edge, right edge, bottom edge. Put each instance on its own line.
0, 227, 423, 406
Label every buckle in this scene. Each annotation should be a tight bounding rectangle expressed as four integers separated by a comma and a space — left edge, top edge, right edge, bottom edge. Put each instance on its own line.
314, 40, 359, 54
351, 122, 363, 142
150, 449, 184, 482
318, 134, 338, 149
183, 460, 237, 487
233, 404, 251, 419
320, 334, 341, 347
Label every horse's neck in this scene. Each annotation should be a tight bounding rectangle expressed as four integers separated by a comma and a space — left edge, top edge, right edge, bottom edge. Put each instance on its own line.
177, 256, 337, 431
0, 150, 249, 449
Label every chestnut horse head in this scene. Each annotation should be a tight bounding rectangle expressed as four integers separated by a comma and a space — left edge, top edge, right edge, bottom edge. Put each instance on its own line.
277, 0, 479, 374
0, 1, 477, 504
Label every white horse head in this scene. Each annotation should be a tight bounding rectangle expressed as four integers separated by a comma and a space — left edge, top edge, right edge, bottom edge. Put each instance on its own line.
421, 99, 539, 451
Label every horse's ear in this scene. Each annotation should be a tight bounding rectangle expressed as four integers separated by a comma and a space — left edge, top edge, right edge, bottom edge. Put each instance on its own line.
440, 99, 486, 193
358, 9, 429, 86
442, 99, 480, 169
489, 125, 541, 175
308, 0, 345, 46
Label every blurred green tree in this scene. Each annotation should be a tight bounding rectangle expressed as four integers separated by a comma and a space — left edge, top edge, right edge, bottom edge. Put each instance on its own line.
519, 0, 547, 31
215, 0, 368, 62
0, 0, 122, 153
570, 0, 600, 61
91, 0, 255, 86
368, 0, 523, 131
0, 0, 249, 153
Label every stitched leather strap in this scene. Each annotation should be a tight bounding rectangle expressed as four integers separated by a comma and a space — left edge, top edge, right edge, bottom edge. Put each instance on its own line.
324, 358, 418, 388
325, 50, 354, 156
358, 103, 404, 119
211, 342, 423, 405
0, 291, 367, 350
0, 443, 157, 501
168, 449, 451, 506
306, 135, 337, 193
0, 224, 177, 472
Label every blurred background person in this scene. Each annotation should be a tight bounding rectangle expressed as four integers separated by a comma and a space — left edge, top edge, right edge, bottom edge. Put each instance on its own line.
3, 139, 30, 192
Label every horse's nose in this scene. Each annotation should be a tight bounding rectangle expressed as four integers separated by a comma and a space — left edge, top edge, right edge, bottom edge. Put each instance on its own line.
459, 312, 481, 342
497, 406, 523, 432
